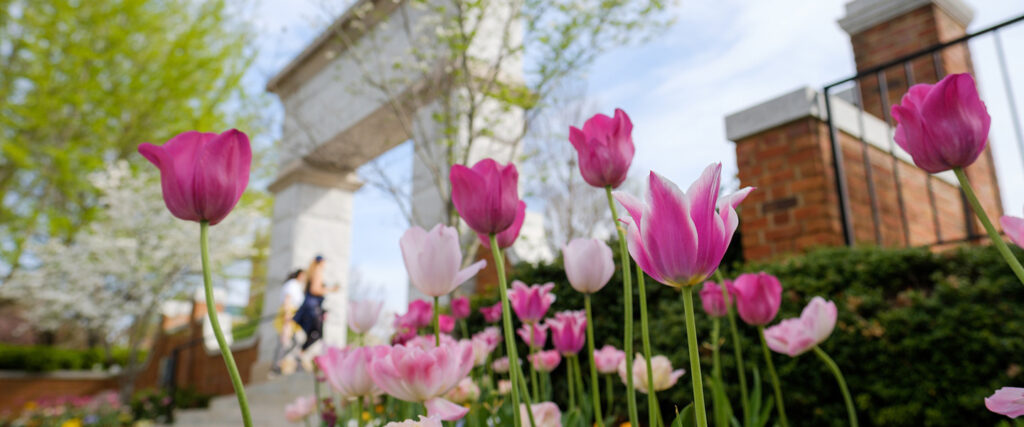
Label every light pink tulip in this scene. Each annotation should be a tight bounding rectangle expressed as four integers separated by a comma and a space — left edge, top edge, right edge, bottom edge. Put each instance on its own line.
401, 224, 486, 297
614, 164, 753, 288
548, 310, 586, 355
385, 416, 442, 427
450, 296, 471, 320
569, 108, 635, 189
497, 380, 513, 395
405, 334, 458, 350
1001, 212, 1024, 248
563, 238, 615, 294
764, 297, 837, 357
733, 272, 783, 326
348, 299, 383, 334
444, 377, 481, 404
492, 356, 511, 374
517, 322, 549, 349
479, 200, 527, 249
530, 350, 562, 373
284, 395, 316, 422
471, 327, 502, 366
986, 387, 1024, 418
480, 302, 502, 323
593, 345, 626, 375
618, 353, 685, 394
508, 281, 556, 323
891, 73, 990, 173
699, 280, 735, 318
450, 159, 521, 234
315, 346, 383, 398
369, 341, 474, 421
520, 402, 563, 427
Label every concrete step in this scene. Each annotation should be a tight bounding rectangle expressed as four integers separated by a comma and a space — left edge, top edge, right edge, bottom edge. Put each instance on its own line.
173, 372, 318, 427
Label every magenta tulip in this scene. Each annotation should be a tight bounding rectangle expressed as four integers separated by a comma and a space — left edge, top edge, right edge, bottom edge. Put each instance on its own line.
569, 108, 635, 189
520, 402, 563, 427
508, 281, 556, 323
348, 299, 383, 334
315, 346, 383, 398
478, 200, 527, 249
450, 296, 471, 320
138, 129, 251, 225
548, 310, 586, 355
763, 297, 837, 357
368, 341, 474, 421
986, 387, 1024, 418
563, 238, 615, 294
530, 350, 562, 373
480, 302, 502, 323
614, 164, 753, 288
733, 272, 783, 326
397, 300, 434, 330
699, 280, 736, 318
449, 159, 521, 235
1001, 212, 1024, 248
517, 322, 549, 349
400, 224, 486, 297
890, 73, 990, 173
438, 314, 455, 334
593, 345, 626, 374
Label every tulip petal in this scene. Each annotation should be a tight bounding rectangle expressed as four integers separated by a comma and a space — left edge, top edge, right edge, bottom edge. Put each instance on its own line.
453, 259, 487, 289
1001, 214, 1024, 248
194, 129, 251, 224
643, 171, 699, 286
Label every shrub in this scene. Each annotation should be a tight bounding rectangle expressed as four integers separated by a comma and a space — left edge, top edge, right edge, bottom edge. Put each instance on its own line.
0, 344, 142, 372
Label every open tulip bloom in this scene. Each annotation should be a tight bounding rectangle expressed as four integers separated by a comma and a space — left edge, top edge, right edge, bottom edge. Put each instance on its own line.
368, 341, 475, 421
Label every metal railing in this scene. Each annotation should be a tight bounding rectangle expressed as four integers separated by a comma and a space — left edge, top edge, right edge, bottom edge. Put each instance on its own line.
822, 13, 1024, 247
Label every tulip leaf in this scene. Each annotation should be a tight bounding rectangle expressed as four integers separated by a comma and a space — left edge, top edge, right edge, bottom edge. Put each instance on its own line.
671, 403, 696, 427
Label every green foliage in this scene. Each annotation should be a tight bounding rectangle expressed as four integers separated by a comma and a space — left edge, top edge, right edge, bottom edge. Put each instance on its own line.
472, 244, 1024, 426
0, 344, 143, 372
130, 387, 211, 423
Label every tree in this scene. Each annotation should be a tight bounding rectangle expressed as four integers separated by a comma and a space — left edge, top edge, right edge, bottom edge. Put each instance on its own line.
0, 0, 262, 277
0, 162, 263, 394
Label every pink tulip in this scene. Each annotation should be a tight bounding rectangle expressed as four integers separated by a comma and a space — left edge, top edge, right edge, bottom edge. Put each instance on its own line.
763, 297, 837, 357
733, 272, 783, 326
405, 334, 458, 350
593, 345, 626, 374
508, 281, 556, 323
518, 322, 549, 349
401, 224, 486, 297
471, 327, 502, 365
520, 402, 563, 427
138, 130, 251, 225
530, 350, 562, 373
1001, 212, 1024, 248
438, 314, 455, 334
614, 164, 753, 288
449, 159, 521, 235
314, 346, 382, 398
450, 296, 471, 320
569, 108, 635, 189
618, 353, 685, 394
284, 395, 316, 422
385, 416, 442, 427
479, 200, 527, 249
891, 73, 991, 173
986, 387, 1024, 418
368, 342, 474, 421
548, 310, 586, 355
444, 377, 481, 404
492, 356, 511, 374
396, 300, 434, 330
563, 238, 615, 294
480, 302, 502, 323
699, 280, 736, 318
497, 380, 513, 395
348, 299, 383, 334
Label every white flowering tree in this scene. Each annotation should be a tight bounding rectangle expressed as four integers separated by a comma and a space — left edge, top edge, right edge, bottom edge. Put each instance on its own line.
1, 161, 262, 393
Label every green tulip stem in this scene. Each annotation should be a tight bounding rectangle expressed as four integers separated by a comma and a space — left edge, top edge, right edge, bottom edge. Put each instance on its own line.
605, 375, 614, 417
758, 325, 789, 427
813, 346, 857, 427
584, 294, 605, 425
953, 167, 1024, 286
433, 296, 440, 347
682, 286, 709, 427
356, 395, 364, 427
636, 264, 659, 427
715, 270, 750, 426
489, 234, 530, 427
606, 186, 640, 427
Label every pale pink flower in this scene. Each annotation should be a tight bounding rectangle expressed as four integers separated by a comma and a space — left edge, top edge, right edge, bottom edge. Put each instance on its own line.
563, 238, 614, 294
400, 224, 486, 297
368, 342, 474, 421
314, 346, 383, 398
492, 357, 511, 374
520, 402, 562, 427
530, 350, 562, 373
471, 327, 502, 366
348, 299, 383, 334
384, 416, 442, 427
618, 353, 684, 394
986, 387, 1024, 418
593, 345, 626, 375
284, 395, 316, 422
444, 377, 481, 404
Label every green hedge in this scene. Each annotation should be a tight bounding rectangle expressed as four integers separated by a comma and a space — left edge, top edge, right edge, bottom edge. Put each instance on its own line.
468, 244, 1024, 426
0, 344, 142, 372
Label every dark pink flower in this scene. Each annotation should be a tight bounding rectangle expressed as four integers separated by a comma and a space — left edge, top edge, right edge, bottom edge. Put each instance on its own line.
517, 322, 549, 349
450, 159, 520, 235
699, 280, 736, 318
508, 281, 556, 323
569, 109, 635, 189
733, 272, 782, 326
478, 201, 526, 249
438, 314, 455, 334
480, 302, 502, 323
547, 310, 586, 355
450, 296, 471, 320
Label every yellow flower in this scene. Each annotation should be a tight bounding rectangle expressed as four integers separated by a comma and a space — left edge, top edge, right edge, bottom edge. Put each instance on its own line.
60, 419, 82, 427
362, 411, 371, 421
22, 401, 37, 410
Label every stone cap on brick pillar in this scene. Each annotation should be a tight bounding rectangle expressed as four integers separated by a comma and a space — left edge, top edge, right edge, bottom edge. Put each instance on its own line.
837, 0, 974, 35
723, 86, 958, 185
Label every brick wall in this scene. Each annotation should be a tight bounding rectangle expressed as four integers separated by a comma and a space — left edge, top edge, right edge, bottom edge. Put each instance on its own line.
0, 372, 118, 413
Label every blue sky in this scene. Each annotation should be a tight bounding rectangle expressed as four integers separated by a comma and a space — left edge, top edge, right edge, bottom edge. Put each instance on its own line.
248, 0, 1024, 310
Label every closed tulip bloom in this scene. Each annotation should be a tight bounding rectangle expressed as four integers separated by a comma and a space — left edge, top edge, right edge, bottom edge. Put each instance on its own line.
890, 73, 991, 173
478, 201, 527, 249
396, 300, 434, 330
593, 345, 626, 374
508, 281, 556, 323
480, 302, 502, 323
520, 402, 563, 427
385, 416, 442, 427
471, 327, 502, 366
401, 224, 486, 297
563, 238, 615, 294
348, 299, 383, 334
548, 310, 586, 355
530, 350, 562, 373
315, 346, 383, 398
497, 380, 513, 395
449, 159, 521, 235
614, 164, 753, 288
618, 354, 685, 394
986, 387, 1024, 418
368, 341, 474, 421
492, 356, 511, 374
1001, 212, 1024, 248
138, 129, 251, 225
569, 108, 635, 189
699, 280, 735, 318
733, 272, 783, 326
438, 314, 455, 334
517, 322, 549, 349
284, 395, 316, 422
450, 296, 471, 320
444, 377, 481, 404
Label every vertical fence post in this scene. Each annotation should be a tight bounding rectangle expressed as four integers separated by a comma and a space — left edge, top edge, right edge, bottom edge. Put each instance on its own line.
824, 88, 855, 246
877, 70, 912, 246
851, 79, 884, 244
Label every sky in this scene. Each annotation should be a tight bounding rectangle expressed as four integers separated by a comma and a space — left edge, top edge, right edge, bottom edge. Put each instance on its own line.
246, 0, 1024, 311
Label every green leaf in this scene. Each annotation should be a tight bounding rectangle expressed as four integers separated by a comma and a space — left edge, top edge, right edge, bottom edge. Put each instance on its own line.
671, 403, 696, 427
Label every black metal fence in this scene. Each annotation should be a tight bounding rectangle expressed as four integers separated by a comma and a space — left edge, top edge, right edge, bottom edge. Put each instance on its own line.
822, 13, 1024, 247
